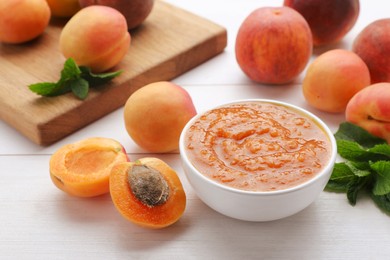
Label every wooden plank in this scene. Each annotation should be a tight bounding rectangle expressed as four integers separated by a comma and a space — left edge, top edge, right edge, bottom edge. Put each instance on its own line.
0, 0, 227, 145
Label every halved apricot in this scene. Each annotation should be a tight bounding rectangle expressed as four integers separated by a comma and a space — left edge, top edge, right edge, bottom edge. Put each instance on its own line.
50, 137, 129, 197
110, 157, 186, 229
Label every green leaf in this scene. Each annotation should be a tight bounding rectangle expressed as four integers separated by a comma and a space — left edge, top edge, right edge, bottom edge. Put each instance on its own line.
371, 193, 390, 214
325, 163, 355, 192
329, 162, 356, 181
371, 161, 390, 195
334, 122, 386, 149
28, 82, 58, 96
60, 58, 81, 82
346, 176, 368, 206
28, 58, 123, 99
70, 78, 89, 100
80, 66, 122, 86
337, 139, 389, 162
368, 144, 390, 158
325, 180, 349, 192
345, 161, 372, 177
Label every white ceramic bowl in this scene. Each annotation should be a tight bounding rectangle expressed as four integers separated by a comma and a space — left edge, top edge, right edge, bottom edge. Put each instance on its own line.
179, 99, 337, 222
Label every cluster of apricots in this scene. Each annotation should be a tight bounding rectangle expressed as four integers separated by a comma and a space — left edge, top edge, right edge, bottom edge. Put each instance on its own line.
0, 0, 190, 228
0, 0, 154, 72
49, 80, 197, 227
235, 0, 390, 143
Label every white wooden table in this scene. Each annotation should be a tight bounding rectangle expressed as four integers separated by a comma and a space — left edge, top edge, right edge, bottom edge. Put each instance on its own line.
1, 0, 390, 259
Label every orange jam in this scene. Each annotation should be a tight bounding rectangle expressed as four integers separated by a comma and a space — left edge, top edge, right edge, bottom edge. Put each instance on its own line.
184, 101, 332, 192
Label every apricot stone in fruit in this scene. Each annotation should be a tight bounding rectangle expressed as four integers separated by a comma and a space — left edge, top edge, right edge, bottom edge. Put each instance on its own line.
0, 0, 51, 44
302, 49, 370, 113
235, 6, 312, 84
59, 5, 131, 73
78, 0, 154, 30
123, 81, 197, 153
49, 137, 129, 197
353, 19, 390, 84
346, 83, 390, 143
110, 157, 186, 229
284, 0, 359, 46
46, 0, 80, 18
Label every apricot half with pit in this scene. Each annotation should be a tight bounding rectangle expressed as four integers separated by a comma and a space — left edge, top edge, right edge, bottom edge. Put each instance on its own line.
49, 137, 129, 197
109, 157, 186, 229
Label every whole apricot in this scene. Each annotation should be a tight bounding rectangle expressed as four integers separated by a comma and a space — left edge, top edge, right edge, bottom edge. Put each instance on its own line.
235, 6, 312, 84
284, 0, 359, 46
59, 5, 131, 73
110, 157, 186, 229
50, 137, 129, 197
353, 19, 390, 84
302, 49, 370, 113
346, 83, 390, 143
78, 0, 154, 30
0, 0, 51, 44
46, 0, 80, 18
123, 81, 197, 153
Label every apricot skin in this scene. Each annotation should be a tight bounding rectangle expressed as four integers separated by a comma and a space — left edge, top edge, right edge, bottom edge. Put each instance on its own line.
79, 0, 154, 30
235, 6, 312, 84
352, 19, 390, 84
284, 0, 359, 46
346, 83, 390, 143
0, 0, 51, 44
49, 137, 129, 197
124, 81, 197, 153
303, 49, 370, 113
46, 0, 80, 17
59, 5, 131, 72
110, 157, 186, 229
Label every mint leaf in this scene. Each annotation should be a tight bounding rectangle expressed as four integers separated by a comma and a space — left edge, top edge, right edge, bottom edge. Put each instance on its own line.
371, 161, 390, 195
61, 58, 81, 82
371, 193, 390, 214
334, 122, 386, 148
325, 163, 355, 192
29, 82, 58, 96
347, 176, 369, 205
28, 58, 122, 99
326, 122, 390, 216
70, 78, 89, 100
337, 139, 389, 162
345, 161, 372, 177
369, 144, 390, 158
80, 66, 122, 86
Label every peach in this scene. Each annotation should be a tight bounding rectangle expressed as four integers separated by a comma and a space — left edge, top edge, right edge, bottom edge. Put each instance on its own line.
284, 0, 359, 46
59, 5, 131, 73
49, 137, 129, 197
78, 0, 154, 30
345, 83, 390, 143
46, 0, 80, 18
302, 49, 370, 113
352, 19, 390, 84
235, 6, 312, 84
0, 0, 51, 44
123, 81, 197, 153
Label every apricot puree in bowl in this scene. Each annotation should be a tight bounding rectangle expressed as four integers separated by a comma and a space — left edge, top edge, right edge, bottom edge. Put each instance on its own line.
179, 99, 337, 221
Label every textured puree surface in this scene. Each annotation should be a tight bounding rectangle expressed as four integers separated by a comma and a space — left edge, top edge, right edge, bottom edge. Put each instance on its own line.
185, 101, 332, 191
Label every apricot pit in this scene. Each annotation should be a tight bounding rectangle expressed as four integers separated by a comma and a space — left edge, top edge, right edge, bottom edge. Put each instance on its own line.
110, 157, 186, 229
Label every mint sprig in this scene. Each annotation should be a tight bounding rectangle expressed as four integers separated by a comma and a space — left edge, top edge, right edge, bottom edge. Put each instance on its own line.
28, 58, 122, 100
325, 122, 390, 215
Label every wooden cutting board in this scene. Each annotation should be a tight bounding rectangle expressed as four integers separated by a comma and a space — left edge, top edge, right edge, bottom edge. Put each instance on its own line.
0, 0, 227, 146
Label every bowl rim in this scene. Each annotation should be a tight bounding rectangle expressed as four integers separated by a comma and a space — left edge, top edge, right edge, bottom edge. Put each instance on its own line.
179, 98, 337, 196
